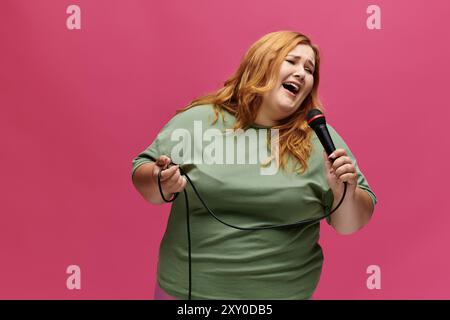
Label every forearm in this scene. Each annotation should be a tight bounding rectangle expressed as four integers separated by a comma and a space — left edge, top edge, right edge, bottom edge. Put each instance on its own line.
132, 162, 172, 205
329, 186, 374, 235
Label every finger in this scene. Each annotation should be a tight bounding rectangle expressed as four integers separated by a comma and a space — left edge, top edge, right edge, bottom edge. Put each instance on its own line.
162, 156, 172, 168
328, 148, 346, 161
160, 165, 178, 181
169, 173, 185, 192
156, 157, 165, 167
172, 176, 187, 193
334, 163, 356, 177
331, 156, 352, 171
332, 157, 353, 171
176, 175, 184, 188
156, 155, 171, 168
168, 169, 181, 184
337, 172, 357, 183
157, 155, 168, 162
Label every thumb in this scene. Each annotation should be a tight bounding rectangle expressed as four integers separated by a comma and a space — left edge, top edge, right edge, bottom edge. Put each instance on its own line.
156, 155, 171, 168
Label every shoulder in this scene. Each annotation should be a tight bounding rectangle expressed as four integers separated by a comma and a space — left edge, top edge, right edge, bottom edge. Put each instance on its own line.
158, 104, 216, 132
176, 104, 215, 119
169, 104, 216, 125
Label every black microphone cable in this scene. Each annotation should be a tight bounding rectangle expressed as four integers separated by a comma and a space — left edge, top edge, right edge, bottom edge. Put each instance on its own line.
156, 159, 347, 300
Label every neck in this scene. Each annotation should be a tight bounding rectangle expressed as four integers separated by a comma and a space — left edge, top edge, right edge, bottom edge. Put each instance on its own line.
254, 109, 278, 127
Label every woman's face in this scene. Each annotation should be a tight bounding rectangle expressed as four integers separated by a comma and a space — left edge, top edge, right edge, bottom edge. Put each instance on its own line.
257, 44, 316, 124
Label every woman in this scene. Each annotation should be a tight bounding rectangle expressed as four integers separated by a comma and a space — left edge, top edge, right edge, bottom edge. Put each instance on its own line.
131, 30, 377, 300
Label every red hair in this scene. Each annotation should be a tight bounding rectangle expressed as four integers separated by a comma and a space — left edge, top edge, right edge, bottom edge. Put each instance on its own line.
176, 30, 324, 174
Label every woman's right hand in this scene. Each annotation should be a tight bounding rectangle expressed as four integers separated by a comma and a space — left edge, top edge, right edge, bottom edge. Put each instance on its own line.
152, 155, 187, 198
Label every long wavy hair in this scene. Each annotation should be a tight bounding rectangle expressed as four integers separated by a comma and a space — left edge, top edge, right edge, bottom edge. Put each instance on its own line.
175, 30, 324, 174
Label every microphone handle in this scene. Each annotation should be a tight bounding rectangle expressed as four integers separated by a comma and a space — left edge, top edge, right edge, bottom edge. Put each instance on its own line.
314, 124, 336, 157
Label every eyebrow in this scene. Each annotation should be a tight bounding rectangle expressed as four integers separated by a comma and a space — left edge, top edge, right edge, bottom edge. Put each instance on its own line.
286, 55, 316, 68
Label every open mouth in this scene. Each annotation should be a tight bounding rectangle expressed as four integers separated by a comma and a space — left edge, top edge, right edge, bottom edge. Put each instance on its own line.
282, 82, 300, 96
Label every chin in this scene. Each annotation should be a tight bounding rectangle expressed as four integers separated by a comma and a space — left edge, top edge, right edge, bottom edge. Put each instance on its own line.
280, 98, 302, 109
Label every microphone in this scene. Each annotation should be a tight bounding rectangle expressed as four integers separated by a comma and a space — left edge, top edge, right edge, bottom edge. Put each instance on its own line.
306, 109, 336, 159
306, 108, 348, 217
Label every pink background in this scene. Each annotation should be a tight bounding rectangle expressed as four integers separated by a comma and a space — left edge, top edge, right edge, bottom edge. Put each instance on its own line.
1, 0, 449, 299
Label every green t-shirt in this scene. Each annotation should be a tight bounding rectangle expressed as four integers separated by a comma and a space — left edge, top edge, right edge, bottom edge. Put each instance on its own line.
131, 104, 377, 300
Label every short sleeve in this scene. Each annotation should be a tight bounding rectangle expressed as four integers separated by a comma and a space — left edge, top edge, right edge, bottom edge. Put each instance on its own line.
131, 116, 177, 179
322, 124, 378, 224
131, 105, 216, 180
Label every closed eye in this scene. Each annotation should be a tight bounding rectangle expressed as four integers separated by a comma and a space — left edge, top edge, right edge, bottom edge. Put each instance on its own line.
286, 60, 313, 74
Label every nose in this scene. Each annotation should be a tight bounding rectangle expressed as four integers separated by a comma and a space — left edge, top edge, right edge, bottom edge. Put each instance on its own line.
293, 68, 306, 82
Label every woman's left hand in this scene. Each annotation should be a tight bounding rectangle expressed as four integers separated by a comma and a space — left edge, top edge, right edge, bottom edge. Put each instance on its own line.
323, 149, 358, 196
